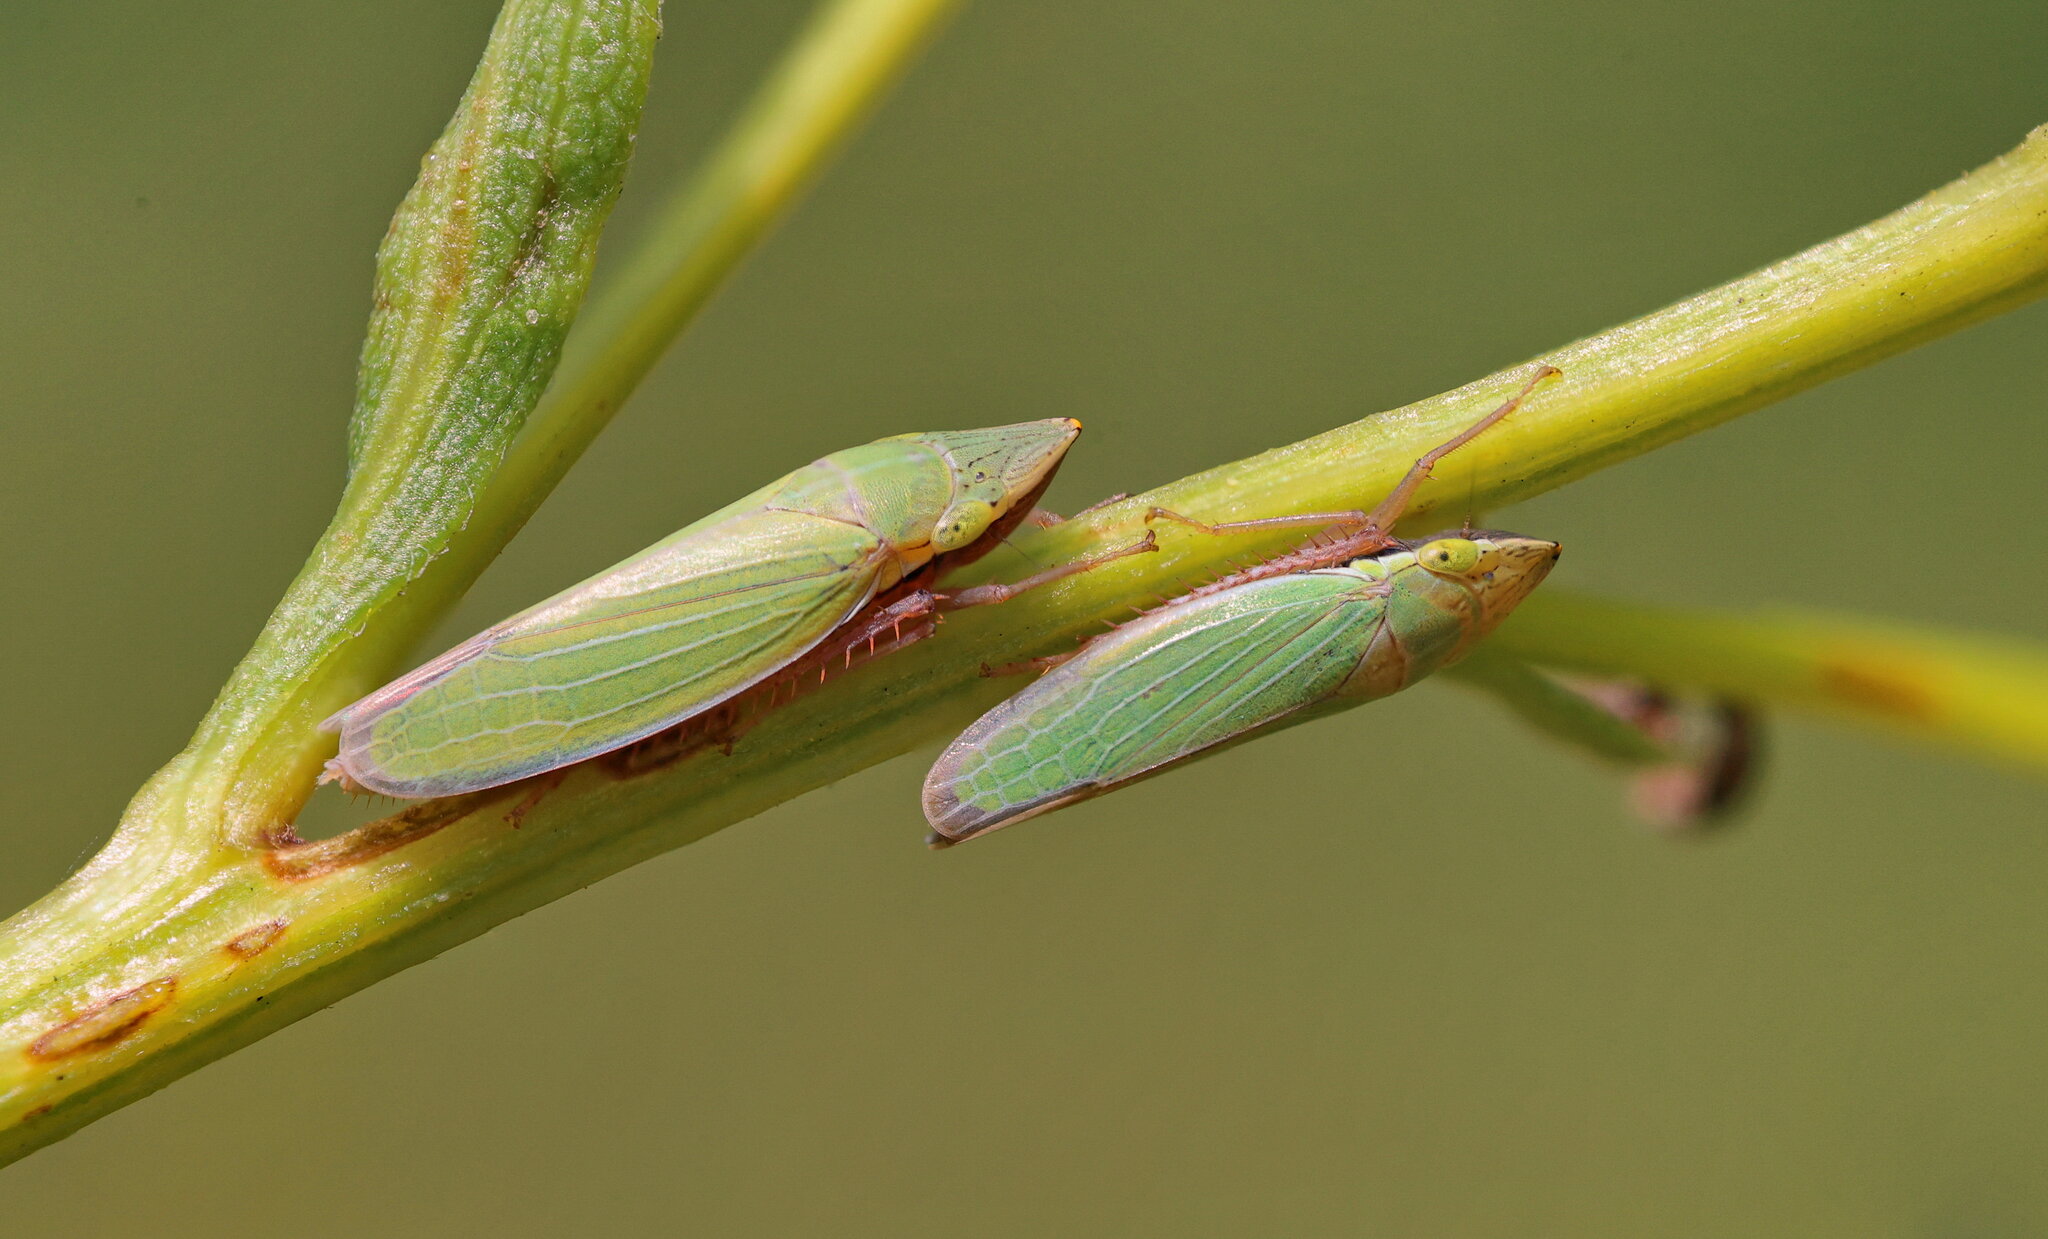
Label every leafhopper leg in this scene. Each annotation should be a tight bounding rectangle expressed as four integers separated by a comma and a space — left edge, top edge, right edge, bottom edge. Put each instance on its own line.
594, 589, 948, 781
1142, 507, 1371, 537
1358, 363, 1560, 533
1023, 492, 1134, 530
980, 651, 1076, 678
502, 768, 570, 827
938, 530, 1158, 610
1140, 363, 1563, 595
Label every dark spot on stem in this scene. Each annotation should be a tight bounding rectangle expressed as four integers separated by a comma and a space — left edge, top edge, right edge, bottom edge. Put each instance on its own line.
266, 795, 487, 882
28, 978, 177, 1062
1820, 660, 1935, 721
425, 101, 490, 313
223, 920, 289, 961
507, 165, 559, 287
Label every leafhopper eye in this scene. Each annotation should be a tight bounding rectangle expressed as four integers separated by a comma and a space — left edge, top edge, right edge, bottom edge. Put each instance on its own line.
1419, 538, 1481, 574
932, 500, 997, 552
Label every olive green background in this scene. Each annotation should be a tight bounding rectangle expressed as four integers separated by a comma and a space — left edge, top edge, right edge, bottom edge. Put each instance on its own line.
4, 1, 2046, 1234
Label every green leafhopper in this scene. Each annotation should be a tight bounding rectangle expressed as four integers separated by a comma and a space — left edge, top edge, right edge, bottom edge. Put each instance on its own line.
923, 367, 1563, 844
325, 420, 1148, 798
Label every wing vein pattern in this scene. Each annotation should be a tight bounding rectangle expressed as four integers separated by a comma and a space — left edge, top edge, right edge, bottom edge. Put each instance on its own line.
337, 511, 883, 796
933, 572, 1386, 829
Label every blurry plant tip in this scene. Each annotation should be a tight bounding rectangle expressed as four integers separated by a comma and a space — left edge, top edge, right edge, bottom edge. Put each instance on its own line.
1571, 680, 1763, 836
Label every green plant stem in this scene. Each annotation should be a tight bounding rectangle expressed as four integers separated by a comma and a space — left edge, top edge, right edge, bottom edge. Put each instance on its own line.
0, 0, 958, 1163
486, 0, 962, 549
0, 0, 662, 1155
217, 0, 662, 845
1492, 591, 2048, 771
2, 84, 2045, 1162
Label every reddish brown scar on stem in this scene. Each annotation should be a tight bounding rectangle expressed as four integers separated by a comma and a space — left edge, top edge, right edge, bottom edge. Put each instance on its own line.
27, 978, 178, 1062
267, 795, 489, 881
223, 920, 289, 961
1819, 660, 1936, 722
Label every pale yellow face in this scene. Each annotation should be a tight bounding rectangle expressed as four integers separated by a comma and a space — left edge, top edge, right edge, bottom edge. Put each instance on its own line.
1411, 532, 1562, 629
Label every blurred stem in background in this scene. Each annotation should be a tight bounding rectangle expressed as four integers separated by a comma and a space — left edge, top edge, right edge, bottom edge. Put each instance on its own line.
1495, 592, 2048, 773
0, 0, 2044, 1166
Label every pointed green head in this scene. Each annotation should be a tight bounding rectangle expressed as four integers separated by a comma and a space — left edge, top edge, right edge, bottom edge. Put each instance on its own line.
888, 418, 1082, 553
1407, 530, 1561, 635
1343, 530, 1561, 697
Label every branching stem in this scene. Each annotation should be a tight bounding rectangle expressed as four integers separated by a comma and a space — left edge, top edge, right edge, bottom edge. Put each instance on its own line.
0, 0, 2043, 1166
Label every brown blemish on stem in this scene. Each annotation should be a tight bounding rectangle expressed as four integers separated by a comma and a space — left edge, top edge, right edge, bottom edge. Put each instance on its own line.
422, 92, 490, 315
28, 979, 177, 1062
508, 166, 559, 286
266, 795, 487, 882
223, 919, 289, 961
1819, 660, 1936, 722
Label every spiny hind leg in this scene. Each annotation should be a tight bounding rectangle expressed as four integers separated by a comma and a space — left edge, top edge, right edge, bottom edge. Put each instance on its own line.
824, 589, 942, 662
706, 595, 946, 750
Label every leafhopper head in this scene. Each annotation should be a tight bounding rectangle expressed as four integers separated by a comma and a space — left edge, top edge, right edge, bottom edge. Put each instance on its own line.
895, 418, 1082, 557
1405, 530, 1561, 638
